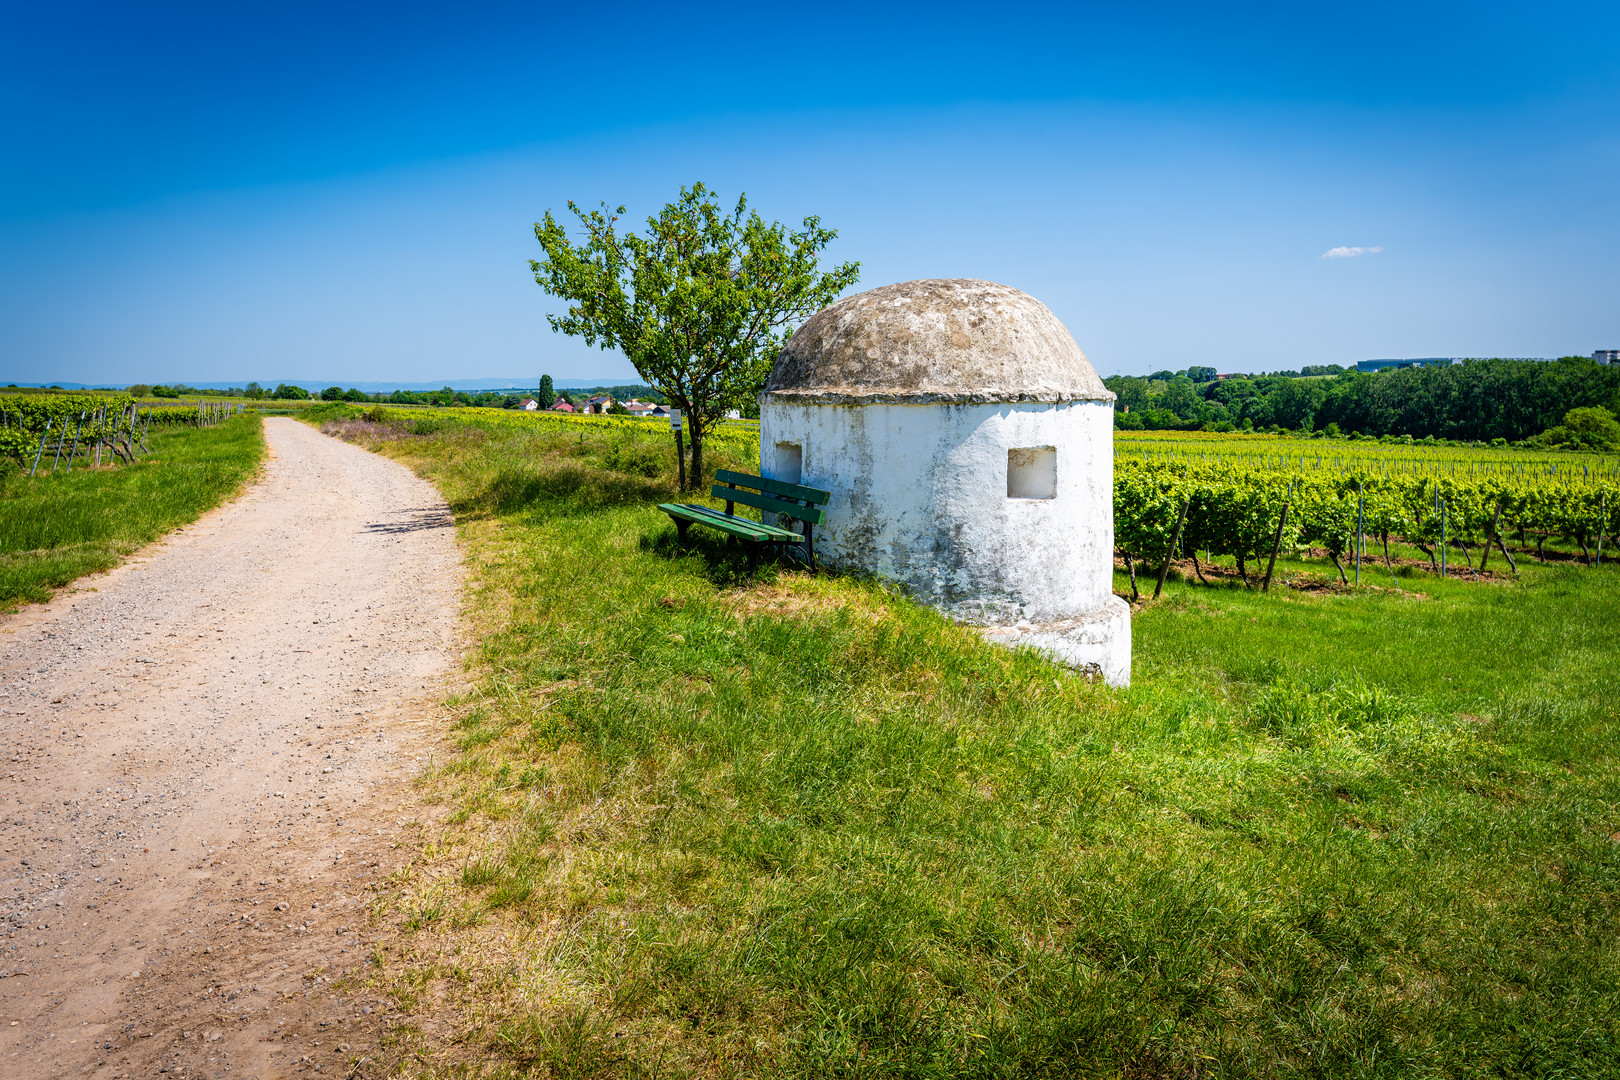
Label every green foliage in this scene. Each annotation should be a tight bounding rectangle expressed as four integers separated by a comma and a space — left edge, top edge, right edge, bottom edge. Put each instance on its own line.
1106, 357, 1620, 441
538, 373, 555, 409
271, 382, 310, 400
1542, 406, 1620, 451
530, 181, 859, 487
304, 400, 361, 422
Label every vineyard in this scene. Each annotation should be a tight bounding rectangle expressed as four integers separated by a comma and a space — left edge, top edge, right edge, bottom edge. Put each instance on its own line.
0, 393, 244, 472
1115, 434, 1619, 593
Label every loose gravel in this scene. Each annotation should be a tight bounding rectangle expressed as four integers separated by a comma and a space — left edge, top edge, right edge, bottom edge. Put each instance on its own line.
0, 417, 463, 1078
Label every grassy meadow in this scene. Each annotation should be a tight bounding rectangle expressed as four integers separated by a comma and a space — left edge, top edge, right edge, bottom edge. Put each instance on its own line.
0, 413, 263, 609
312, 411, 1620, 1079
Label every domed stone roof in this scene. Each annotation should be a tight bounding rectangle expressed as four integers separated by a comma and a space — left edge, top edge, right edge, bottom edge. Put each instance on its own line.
763, 279, 1113, 404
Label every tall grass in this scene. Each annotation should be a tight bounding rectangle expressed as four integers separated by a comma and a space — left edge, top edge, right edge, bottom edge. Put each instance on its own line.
0, 414, 263, 609
334, 414, 1620, 1078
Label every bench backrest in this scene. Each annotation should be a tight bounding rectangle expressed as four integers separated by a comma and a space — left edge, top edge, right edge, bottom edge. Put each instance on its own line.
713, 469, 831, 525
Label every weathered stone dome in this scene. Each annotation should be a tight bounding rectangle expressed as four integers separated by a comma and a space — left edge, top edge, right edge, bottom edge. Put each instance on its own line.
763, 279, 1113, 405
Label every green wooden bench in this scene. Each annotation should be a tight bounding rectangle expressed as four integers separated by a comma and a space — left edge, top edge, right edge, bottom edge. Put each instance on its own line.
658, 469, 831, 571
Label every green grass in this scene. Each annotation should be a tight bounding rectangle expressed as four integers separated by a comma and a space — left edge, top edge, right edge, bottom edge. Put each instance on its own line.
329, 414, 1620, 1079
0, 414, 263, 610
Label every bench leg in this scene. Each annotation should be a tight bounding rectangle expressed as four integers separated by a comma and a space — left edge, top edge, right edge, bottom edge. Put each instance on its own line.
675, 519, 690, 545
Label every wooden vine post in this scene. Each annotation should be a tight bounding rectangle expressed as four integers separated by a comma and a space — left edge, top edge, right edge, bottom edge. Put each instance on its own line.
1261, 497, 1292, 593
1152, 499, 1191, 600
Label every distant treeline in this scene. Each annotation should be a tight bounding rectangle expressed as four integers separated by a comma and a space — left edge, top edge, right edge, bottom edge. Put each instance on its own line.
1105, 358, 1620, 445
113, 382, 667, 408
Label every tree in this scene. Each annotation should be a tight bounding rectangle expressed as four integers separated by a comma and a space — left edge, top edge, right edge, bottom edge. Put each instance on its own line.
538, 374, 556, 409
1159, 377, 1203, 420
1185, 365, 1217, 383
271, 383, 309, 400
1542, 405, 1620, 451
1268, 378, 1327, 430
243, 381, 265, 400
531, 182, 860, 489
320, 386, 344, 401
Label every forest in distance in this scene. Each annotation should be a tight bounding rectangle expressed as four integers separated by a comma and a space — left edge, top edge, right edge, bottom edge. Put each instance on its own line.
1105, 356, 1620, 445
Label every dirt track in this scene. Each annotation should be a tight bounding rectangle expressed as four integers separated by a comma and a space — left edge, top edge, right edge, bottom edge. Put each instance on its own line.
0, 417, 462, 1078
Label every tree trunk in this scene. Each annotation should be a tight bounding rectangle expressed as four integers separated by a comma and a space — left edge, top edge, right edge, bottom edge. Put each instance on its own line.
1191, 552, 1209, 584
1328, 551, 1348, 585
1381, 531, 1392, 571
687, 412, 704, 491
1126, 553, 1139, 603
1236, 555, 1248, 584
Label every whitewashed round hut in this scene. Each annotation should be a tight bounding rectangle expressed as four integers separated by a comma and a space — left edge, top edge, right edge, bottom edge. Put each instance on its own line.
759, 278, 1130, 685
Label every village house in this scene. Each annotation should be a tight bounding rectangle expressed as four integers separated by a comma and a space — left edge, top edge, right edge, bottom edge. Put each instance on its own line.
548, 400, 575, 413
519, 397, 538, 411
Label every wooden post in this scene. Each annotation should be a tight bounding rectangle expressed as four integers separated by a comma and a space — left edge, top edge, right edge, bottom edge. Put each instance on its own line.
1152, 500, 1190, 600
1481, 500, 1502, 572
1261, 500, 1292, 593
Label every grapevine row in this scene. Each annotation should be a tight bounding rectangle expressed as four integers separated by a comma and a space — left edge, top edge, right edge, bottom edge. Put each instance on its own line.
0, 394, 245, 472
1116, 460, 1619, 585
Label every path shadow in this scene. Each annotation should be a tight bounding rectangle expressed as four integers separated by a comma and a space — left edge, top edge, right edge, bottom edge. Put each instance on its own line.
363, 506, 455, 535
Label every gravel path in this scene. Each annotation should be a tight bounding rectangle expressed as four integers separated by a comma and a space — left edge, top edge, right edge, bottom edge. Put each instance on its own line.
0, 417, 463, 1078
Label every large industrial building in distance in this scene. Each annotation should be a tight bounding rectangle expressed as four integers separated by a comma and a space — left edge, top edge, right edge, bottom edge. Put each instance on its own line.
1355, 357, 1458, 373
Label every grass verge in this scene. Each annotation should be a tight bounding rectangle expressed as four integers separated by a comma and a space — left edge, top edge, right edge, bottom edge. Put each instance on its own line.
333, 412, 1620, 1078
0, 414, 264, 610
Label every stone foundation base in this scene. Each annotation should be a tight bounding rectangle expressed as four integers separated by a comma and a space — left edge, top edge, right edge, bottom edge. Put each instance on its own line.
978, 596, 1132, 687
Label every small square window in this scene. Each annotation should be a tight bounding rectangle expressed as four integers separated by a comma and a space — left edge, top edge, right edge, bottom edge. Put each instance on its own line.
774, 442, 803, 485
1007, 446, 1056, 499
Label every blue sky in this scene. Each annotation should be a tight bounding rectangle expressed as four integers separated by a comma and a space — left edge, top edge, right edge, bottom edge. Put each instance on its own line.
2, 1, 1617, 386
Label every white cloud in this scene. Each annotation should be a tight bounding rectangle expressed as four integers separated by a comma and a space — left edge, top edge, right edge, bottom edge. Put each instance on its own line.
1321, 245, 1384, 259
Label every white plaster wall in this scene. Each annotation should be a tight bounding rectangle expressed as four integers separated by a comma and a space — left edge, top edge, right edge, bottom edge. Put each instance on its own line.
760, 400, 1116, 625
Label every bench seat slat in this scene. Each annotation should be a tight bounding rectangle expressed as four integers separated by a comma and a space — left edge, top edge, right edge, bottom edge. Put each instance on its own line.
675, 503, 800, 539
657, 502, 802, 543
712, 484, 825, 524
715, 468, 831, 505
681, 504, 806, 542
